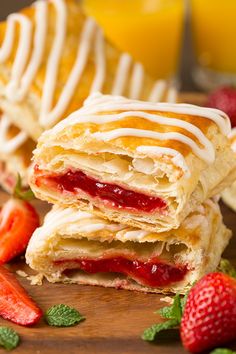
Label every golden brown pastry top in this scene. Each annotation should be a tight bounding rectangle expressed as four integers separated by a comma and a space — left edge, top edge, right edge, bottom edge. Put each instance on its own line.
38, 93, 231, 170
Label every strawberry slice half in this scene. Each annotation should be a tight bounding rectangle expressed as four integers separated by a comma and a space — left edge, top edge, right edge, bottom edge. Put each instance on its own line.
0, 198, 40, 264
0, 266, 42, 326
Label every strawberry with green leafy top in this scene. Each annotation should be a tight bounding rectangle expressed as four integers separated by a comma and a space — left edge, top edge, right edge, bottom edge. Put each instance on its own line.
0, 175, 39, 264
142, 262, 236, 353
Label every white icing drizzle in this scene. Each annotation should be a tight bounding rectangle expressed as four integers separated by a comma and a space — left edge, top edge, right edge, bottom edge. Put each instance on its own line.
0, 14, 32, 100
112, 53, 132, 95
0, 114, 28, 154
51, 93, 231, 166
39, 0, 67, 127
40, 16, 98, 127
0, 0, 177, 129
166, 87, 178, 103
90, 27, 106, 94
5, 2, 47, 102
80, 93, 231, 136
149, 80, 167, 102
92, 128, 215, 164
129, 62, 144, 99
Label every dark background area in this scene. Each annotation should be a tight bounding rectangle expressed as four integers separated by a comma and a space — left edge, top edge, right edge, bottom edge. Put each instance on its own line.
0, 0, 197, 92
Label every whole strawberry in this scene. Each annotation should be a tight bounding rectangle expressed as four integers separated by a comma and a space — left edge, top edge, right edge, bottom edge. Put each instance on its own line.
180, 272, 236, 353
206, 86, 236, 127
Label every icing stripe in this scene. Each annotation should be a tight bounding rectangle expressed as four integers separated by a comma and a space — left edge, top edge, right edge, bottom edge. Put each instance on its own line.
129, 63, 144, 99
5, 1, 47, 102
149, 80, 167, 102
0, 14, 32, 101
39, 0, 67, 127
92, 128, 215, 164
79, 93, 231, 136
90, 28, 106, 93
0, 115, 28, 154
40, 17, 97, 127
60, 110, 213, 150
112, 53, 132, 95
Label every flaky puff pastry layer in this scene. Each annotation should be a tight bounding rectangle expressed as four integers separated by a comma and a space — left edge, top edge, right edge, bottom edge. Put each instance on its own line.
29, 94, 236, 232
0, 114, 35, 192
222, 128, 236, 211
0, 0, 174, 141
26, 199, 231, 294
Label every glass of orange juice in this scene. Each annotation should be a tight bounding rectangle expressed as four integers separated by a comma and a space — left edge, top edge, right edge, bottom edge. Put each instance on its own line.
82, 0, 185, 80
191, 0, 236, 90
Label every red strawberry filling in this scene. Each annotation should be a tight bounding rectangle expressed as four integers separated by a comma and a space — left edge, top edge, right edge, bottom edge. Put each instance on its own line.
55, 257, 187, 287
34, 167, 167, 213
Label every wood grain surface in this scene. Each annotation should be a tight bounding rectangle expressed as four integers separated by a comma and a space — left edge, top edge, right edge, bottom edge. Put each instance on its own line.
0, 93, 235, 354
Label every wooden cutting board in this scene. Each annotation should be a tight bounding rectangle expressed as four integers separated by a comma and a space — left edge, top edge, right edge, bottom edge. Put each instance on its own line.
0, 93, 235, 354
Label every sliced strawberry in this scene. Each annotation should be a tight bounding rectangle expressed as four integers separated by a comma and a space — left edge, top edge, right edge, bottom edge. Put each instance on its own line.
0, 266, 42, 326
180, 272, 236, 353
0, 198, 40, 264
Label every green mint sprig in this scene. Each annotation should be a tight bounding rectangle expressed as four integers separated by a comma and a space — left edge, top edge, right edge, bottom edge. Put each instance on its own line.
0, 327, 19, 351
142, 293, 184, 341
142, 319, 179, 341
13, 173, 35, 201
210, 349, 236, 354
45, 304, 85, 327
218, 259, 236, 279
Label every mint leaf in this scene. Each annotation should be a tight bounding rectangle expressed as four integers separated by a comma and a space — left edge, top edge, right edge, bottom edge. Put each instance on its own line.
158, 306, 173, 319
45, 304, 85, 327
0, 327, 20, 350
159, 294, 182, 322
14, 173, 35, 201
142, 319, 178, 341
218, 259, 236, 278
210, 349, 236, 354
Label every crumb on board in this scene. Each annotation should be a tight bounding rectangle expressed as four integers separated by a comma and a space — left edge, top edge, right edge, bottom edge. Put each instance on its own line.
16, 270, 44, 285
160, 296, 174, 304
16, 270, 28, 278
28, 273, 44, 286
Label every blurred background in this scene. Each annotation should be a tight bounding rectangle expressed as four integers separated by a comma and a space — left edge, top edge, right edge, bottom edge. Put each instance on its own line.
2, 0, 235, 93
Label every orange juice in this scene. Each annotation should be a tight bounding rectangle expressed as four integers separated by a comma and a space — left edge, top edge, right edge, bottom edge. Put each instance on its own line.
191, 0, 236, 78
83, 0, 184, 79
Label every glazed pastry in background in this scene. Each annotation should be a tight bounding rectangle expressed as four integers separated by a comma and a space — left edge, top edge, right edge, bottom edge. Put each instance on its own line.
30, 93, 236, 232
0, 114, 34, 192
222, 128, 236, 211
26, 199, 231, 294
0, 0, 176, 141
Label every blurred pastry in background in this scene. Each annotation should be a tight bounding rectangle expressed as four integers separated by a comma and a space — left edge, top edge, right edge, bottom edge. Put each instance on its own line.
0, 0, 177, 142
222, 128, 236, 212
0, 114, 35, 192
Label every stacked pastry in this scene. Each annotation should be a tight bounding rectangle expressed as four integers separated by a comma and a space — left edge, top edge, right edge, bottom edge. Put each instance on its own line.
222, 128, 236, 211
26, 93, 236, 294
0, 0, 176, 192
